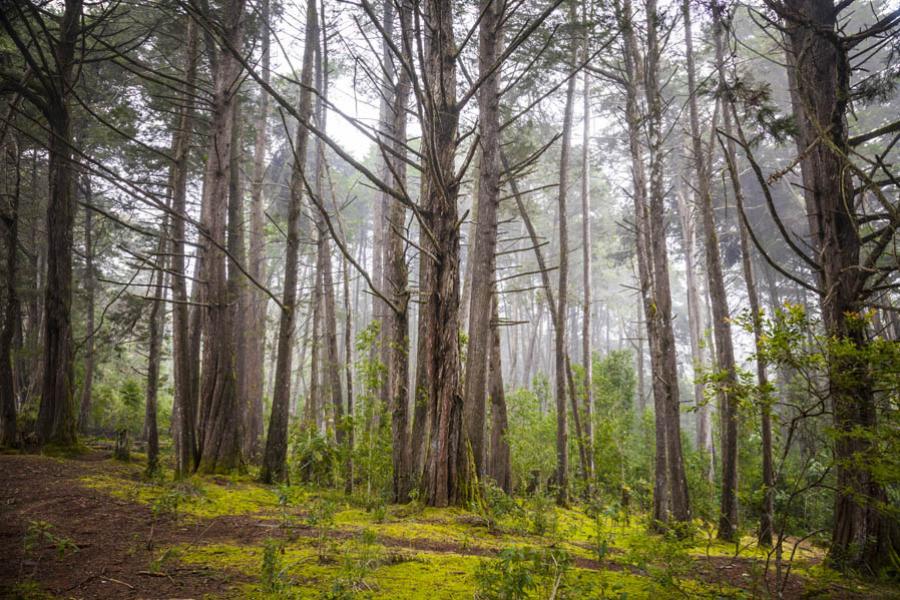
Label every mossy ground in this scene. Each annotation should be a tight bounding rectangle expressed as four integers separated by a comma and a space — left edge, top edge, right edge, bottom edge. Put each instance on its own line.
72, 458, 900, 599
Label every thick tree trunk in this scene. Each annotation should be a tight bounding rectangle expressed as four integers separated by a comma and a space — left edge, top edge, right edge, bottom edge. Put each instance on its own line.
36, 0, 82, 448
0, 140, 20, 447
420, 0, 470, 508
260, 0, 317, 483
463, 0, 503, 478
196, 0, 246, 474
171, 16, 200, 478
781, 0, 898, 571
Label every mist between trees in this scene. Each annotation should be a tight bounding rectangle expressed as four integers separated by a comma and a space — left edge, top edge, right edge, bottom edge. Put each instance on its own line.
1, 0, 899, 593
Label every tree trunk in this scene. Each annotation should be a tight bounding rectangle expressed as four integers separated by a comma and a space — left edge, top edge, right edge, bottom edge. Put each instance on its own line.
420, 0, 470, 508
687, 5, 740, 542
463, 0, 503, 478
387, 0, 412, 502
260, 0, 317, 483
780, 0, 898, 571
171, 16, 200, 478
0, 139, 20, 447
145, 217, 168, 475
488, 294, 511, 492
553, 13, 577, 505
244, 0, 271, 463
78, 180, 95, 433
196, 0, 246, 473
579, 8, 595, 482
35, 0, 82, 448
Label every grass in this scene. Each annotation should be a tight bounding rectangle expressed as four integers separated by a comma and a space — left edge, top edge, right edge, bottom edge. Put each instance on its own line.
72, 457, 900, 599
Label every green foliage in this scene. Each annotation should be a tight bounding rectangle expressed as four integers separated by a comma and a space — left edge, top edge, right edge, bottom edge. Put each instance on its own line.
506, 388, 556, 493
290, 427, 338, 487
261, 538, 287, 593
21, 520, 78, 577
474, 546, 571, 600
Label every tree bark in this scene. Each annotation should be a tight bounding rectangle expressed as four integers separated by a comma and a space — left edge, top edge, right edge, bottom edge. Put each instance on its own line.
780, 0, 899, 571
171, 16, 200, 478
463, 0, 503, 478
35, 0, 83, 448
488, 293, 511, 492
196, 0, 246, 473
244, 0, 271, 463
260, 0, 317, 483
0, 139, 20, 447
579, 7, 595, 482
78, 180, 95, 433
387, 0, 412, 502
420, 0, 470, 507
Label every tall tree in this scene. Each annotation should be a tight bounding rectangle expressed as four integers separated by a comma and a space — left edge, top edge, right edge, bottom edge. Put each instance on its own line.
682, 0, 739, 540
463, 0, 503, 478
260, 0, 318, 483
419, 0, 470, 507
553, 5, 578, 506
244, 0, 271, 462
0, 138, 20, 447
171, 16, 200, 478
579, 2, 595, 482
195, 0, 247, 473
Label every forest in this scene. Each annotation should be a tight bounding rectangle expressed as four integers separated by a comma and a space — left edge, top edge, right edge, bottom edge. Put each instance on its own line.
0, 0, 898, 597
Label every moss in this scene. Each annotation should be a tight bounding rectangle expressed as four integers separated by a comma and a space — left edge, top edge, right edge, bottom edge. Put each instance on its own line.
80, 472, 282, 519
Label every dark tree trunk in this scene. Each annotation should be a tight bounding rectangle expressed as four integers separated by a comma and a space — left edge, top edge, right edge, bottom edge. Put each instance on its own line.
260, 0, 317, 483
196, 0, 246, 473
780, 0, 899, 571
36, 0, 82, 448
0, 139, 20, 447
463, 0, 503, 478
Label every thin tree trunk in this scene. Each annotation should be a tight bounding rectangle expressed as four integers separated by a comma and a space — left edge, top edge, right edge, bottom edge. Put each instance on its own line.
553, 10, 578, 505
145, 217, 168, 475
172, 16, 200, 478
579, 8, 595, 482
683, 1, 739, 541
260, 0, 317, 482
78, 180, 94, 433
645, 0, 690, 525
387, 0, 412, 502
244, 0, 271, 463
488, 293, 511, 492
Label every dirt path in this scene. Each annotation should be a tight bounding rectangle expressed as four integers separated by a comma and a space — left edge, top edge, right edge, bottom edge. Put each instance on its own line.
0, 451, 251, 599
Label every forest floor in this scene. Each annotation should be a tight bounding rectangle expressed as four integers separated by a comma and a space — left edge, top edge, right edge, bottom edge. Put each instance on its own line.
1, 446, 898, 599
